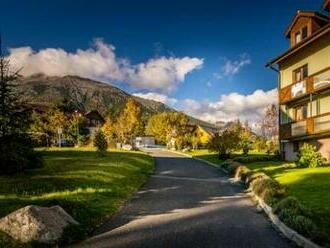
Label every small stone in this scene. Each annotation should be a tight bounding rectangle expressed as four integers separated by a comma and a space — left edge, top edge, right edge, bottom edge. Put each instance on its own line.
0, 205, 78, 244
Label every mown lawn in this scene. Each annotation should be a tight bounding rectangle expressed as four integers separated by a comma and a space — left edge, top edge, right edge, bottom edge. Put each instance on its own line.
244, 160, 330, 239
187, 149, 268, 166
0, 148, 154, 247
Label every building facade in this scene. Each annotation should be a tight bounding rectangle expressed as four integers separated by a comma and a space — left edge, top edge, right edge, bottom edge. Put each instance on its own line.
268, 0, 330, 161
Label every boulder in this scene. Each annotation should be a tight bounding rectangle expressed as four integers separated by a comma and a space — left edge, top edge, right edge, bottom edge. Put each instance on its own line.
0, 205, 78, 244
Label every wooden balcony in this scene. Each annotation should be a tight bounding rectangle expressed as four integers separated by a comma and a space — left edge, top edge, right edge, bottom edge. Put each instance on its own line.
280, 112, 330, 140
279, 67, 330, 104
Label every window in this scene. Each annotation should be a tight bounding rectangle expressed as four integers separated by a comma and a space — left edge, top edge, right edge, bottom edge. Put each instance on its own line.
295, 31, 302, 44
293, 64, 308, 83
302, 26, 308, 40
295, 105, 308, 121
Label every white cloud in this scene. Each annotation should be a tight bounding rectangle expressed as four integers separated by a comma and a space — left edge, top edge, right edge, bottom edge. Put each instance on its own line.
7, 39, 203, 92
136, 88, 278, 126
178, 88, 278, 125
214, 54, 251, 79
133, 92, 178, 106
128, 56, 203, 92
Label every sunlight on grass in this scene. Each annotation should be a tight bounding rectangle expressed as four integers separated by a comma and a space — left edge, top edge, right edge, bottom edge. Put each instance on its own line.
0, 147, 154, 245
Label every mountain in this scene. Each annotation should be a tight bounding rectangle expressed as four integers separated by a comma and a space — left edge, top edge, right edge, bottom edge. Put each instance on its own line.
17, 74, 172, 118
17, 74, 218, 128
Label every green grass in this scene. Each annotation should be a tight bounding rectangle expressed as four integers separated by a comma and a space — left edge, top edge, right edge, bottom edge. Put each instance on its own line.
186, 149, 268, 167
0, 148, 154, 247
243, 160, 330, 237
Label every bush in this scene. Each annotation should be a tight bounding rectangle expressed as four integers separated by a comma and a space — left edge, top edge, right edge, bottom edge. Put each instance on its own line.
233, 155, 278, 163
0, 135, 43, 175
296, 143, 325, 168
93, 131, 108, 154
234, 165, 251, 181
273, 197, 318, 238
249, 175, 285, 204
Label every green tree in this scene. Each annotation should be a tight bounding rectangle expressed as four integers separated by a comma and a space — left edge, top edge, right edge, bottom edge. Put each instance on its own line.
208, 128, 240, 159
94, 130, 108, 155
0, 42, 41, 174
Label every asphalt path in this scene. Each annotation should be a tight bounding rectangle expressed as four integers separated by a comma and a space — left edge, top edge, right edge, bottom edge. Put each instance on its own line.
73, 148, 293, 248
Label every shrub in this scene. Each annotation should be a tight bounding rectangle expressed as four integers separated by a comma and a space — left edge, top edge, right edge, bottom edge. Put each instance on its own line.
0, 135, 43, 175
296, 143, 325, 168
249, 175, 285, 204
233, 155, 278, 163
234, 165, 251, 181
93, 131, 108, 154
272, 197, 320, 238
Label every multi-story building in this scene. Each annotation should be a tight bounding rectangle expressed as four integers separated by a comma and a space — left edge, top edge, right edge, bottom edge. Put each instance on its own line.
267, 0, 330, 161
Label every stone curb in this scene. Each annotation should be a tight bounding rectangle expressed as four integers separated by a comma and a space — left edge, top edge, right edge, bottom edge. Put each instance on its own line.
165, 150, 321, 248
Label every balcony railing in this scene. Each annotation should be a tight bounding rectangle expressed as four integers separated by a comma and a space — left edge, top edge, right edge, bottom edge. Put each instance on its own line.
291, 120, 307, 137
280, 112, 330, 139
280, 67, 330, 104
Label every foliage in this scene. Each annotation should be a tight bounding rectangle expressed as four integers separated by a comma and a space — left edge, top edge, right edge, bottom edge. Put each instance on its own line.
101, 117, 116, 146
0, 148, 154, 246
260, 104, 278, 140
0, 134, 43, 175
115, 98, 143, 144
208, 127, 240, 159
146, 112, 189, 146
0, 52, 42, 174
253, 136, 267, 152
233, 155, 278, 163
296, 143, 325, 168
273, 197, 318, 239
240, 121, 253, 155
93, 131, 108, 154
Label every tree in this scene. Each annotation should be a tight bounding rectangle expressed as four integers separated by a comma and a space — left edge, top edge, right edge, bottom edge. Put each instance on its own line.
94, 130, 108, 155
102, 117, 116, 147
116, 98, 143, 145
146, 112, 189, 148
208, 128, 240, 159
240, 124, 253, 155
261, 104, 278, 140
0, 39, 42, 174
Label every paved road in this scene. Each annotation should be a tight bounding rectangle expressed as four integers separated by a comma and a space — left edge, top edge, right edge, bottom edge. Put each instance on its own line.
74, 149, 292, 248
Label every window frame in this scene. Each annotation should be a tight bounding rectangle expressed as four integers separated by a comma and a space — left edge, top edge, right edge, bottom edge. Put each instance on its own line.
293, 64, 308, 83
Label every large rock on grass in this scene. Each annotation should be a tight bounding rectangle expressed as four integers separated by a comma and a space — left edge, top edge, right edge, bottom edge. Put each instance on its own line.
0, 205, 78, 244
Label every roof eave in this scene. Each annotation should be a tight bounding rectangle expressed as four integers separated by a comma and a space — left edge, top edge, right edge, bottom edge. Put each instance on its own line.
267, 24, 330, 67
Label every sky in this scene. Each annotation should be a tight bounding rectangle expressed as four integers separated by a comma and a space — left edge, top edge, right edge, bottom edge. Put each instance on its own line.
0, 0, 326, 124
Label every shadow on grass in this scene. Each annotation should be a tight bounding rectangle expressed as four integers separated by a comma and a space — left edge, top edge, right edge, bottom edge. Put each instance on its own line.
0, 149, 155, 246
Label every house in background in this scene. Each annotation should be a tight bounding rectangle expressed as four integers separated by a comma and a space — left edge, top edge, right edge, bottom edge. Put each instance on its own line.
193, 124, 219, 147
84, 110, 105, 134
135, 136, 156, 148
267, 0, 330, 161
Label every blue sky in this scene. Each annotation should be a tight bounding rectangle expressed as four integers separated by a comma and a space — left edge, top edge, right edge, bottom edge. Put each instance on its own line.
0, 0, 326, 123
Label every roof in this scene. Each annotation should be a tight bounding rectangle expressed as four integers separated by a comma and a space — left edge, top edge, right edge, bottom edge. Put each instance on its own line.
285, 11, 329, 38
267, 23, 330, 67
84, 110, 105, 121
198, 125, 218, 136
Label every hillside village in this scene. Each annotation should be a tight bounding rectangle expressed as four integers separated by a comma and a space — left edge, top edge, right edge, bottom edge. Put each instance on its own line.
0, 1, 330, 248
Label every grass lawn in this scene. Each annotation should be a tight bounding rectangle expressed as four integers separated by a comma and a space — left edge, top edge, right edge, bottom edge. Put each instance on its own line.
186, 149, 268, 167
0, 147, 154, 247
243, 160, 330, 238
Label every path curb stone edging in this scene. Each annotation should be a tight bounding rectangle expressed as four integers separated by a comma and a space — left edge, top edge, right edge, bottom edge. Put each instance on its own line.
166, 150, 321, 248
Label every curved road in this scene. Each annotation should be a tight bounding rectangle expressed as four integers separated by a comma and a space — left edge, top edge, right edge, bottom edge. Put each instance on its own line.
74, 149, 292, 248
